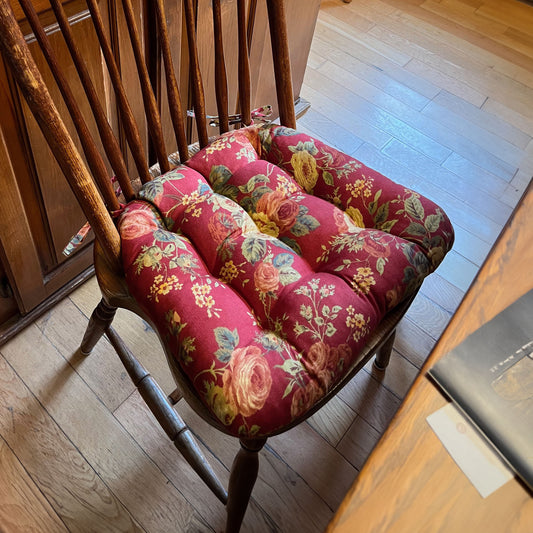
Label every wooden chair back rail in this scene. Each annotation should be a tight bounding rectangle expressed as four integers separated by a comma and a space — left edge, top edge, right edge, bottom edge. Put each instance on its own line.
0, 0, 121, 265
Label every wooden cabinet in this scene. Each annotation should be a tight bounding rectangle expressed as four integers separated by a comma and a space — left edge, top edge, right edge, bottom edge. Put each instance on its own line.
0, 0, 319, 343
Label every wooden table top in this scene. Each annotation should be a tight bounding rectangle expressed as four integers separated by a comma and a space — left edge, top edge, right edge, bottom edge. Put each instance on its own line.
327, 179, 533, 533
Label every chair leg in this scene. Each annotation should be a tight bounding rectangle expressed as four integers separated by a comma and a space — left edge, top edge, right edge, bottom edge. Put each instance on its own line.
80, 298, 117, 355
373, 329, 396, 371
225, 438, 266, 533
105, 326, 228, 504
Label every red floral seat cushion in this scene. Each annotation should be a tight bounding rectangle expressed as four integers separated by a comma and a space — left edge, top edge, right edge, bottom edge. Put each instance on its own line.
118, 125, 453, 438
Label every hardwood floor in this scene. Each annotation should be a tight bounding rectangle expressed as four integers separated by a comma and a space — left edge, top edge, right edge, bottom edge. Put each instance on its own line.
1, 0, 532, 531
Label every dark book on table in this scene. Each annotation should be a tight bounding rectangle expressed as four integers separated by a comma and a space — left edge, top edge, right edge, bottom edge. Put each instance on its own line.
429, 289, 533, 492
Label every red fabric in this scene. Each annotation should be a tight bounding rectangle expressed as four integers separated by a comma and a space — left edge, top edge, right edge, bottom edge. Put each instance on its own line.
118, 125, 454, 438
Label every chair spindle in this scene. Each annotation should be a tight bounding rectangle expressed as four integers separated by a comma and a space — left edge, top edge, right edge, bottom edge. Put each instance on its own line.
48, 0, 135, 201
153, 0, 190, 162
120, 0, 170, 174
237, 0, 251, 126
85, 0, 152, 184
212, 0, 229, 133
183, 0, 209, 147
18, 0, 121, 210
266, 0, 296, 129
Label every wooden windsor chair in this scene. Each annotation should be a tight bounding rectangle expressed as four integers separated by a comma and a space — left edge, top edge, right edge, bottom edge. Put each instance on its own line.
0, 0, 454, 530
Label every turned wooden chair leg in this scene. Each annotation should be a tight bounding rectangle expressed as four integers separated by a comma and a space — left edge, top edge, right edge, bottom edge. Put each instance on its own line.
105, 326, 228, 504
373, 329, 396, 371
80, 298, 117, 355
225, 438, 266, 533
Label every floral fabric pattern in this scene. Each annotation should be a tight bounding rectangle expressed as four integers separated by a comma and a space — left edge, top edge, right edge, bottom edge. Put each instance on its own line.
118, 125, 454, 438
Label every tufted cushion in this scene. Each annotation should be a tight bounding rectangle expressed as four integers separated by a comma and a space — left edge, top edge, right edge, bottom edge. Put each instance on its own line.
118, 125, 454, 438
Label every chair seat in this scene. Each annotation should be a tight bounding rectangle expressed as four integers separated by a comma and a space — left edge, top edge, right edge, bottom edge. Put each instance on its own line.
117, 125, 454, 438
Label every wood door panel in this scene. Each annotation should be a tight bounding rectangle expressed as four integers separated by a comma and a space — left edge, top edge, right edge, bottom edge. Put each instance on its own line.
19, 11, 109, 265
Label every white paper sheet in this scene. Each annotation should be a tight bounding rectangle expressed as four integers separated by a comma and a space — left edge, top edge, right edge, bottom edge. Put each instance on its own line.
426, 403, 514, 498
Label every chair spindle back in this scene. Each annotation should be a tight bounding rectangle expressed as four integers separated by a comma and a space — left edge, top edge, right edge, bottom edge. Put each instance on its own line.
0, 0, 296, 267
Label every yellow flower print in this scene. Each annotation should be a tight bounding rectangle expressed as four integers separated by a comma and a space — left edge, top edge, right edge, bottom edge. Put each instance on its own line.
205, 137, 232, 155
252, 212, 280, 237
351, 267, 376, 296
181, 191, 199, 206
149, 274, 183, 302
291, 150, 318, 193
191, 282, 220, 318
276, 173, 300, 195
345, 306, 365, 328
346, 177, 373, 199
219, 260, 239, 283
345, 206, 365, 228
345, 305, 371, 342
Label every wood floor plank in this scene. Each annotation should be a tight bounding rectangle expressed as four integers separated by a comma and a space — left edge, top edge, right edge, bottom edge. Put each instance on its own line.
390, 7, 533, 88
405, 293, 452, 341
477, 0, 533, 38
338, 369, 402, 434
307, 396, 357, 447
421, 100, 526, 168
394, 316, 437, 369
382, 0, 533, 72
363, 349, 419, 400
1, 325, 210, 532
0, 353, 141, 532
313, 25, 443, 101
319, 0, 379, 33
336, 415, 382, 471
432, 91, 531, 150
305, 66, 453, 163
482, 98, 533, 138
70, 277, 176, 395
502, 168, 533, 206
405, 57, 488, 108
451, 225, 492, 267
371, 0, 533, 99
297, 108, 365, 155
442, 152, 510, 198
381, 139, 514, 225
434, 250, 479, 293
268, 421, 358, 511
318, 9, 413, 66
35, 298, 134, 412
419, 273, 465, 315
317, 57, 430, 114
311, 44, 521, 180
0, 437, 68, 533
113, 391, 265, 533
300, 83, 393, 150
322, 47, 433, 111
